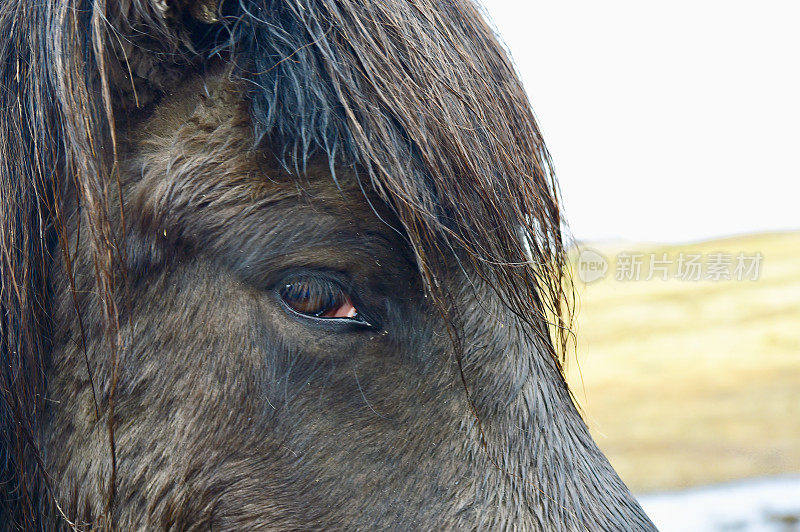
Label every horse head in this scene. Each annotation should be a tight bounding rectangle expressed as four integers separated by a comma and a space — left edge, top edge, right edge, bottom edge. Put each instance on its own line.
0, 1, 654, 528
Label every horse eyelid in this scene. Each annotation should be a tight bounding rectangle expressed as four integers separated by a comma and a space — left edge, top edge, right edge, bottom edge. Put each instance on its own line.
275, 275, 376, 329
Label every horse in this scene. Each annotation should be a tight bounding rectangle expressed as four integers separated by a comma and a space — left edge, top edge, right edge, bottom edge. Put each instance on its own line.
0, 0, 655, 529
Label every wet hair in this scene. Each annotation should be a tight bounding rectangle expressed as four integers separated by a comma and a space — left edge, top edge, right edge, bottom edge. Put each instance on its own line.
0, 0, 571, 524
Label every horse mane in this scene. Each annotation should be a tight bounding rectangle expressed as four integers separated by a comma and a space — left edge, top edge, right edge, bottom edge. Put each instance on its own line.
0, 0, 572, 526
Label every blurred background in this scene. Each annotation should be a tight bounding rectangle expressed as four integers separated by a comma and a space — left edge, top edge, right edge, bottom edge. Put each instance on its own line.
480, 1, 800, 530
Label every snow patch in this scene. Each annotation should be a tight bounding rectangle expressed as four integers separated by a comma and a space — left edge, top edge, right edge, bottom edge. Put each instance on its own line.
638, 476, 800, 531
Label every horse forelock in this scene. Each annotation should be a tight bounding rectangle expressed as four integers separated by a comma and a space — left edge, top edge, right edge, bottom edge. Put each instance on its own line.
0, 0, 574, 526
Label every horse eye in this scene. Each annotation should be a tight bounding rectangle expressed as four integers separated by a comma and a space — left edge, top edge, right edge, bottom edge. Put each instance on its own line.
279, 278, 360, 320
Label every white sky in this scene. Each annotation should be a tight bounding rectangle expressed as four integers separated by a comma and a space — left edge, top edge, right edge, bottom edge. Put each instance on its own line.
480, 0, 800, 243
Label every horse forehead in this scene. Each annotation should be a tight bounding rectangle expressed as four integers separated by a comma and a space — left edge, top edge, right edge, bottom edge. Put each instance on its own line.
123, 76, 412, 290
125, 72, 375, 221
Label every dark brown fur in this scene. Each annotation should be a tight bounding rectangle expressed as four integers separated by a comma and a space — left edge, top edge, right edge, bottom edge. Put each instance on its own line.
0, 0, 654, 529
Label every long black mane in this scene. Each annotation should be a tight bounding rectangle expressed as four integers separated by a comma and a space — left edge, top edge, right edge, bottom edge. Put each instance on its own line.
0, 0, 571, 525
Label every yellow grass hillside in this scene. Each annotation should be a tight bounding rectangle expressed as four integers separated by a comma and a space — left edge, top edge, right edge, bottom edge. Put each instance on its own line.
566, 231, 800, 493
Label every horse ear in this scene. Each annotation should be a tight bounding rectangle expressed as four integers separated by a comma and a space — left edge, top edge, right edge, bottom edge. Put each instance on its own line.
152, 0, 221, 24
185, 0, 221, 24
107, 0, 225, 108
